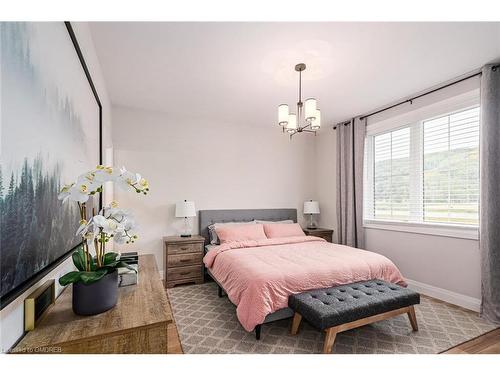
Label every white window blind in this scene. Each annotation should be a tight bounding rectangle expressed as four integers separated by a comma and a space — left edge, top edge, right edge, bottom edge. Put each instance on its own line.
423, 107, 480, 225
373, 127, 411, 221
364, 103, 480, 229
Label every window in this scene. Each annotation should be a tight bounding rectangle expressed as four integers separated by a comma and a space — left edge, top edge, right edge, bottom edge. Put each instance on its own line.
373, 127, 411, 221
422, 107, 480, 225
364, 97, 480, 237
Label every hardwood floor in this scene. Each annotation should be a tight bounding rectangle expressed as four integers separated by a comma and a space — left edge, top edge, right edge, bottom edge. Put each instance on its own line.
167, 324, 183, 354
442, 328, 500, 354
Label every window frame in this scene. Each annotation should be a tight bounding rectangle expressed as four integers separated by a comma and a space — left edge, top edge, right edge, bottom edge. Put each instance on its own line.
363, 90, 480, 240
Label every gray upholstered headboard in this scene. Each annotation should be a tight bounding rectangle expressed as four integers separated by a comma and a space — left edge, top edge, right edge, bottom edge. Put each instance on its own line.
199, 208, 297, 245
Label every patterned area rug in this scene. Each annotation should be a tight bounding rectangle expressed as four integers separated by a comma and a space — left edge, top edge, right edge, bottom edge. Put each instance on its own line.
167, 282, 497, 354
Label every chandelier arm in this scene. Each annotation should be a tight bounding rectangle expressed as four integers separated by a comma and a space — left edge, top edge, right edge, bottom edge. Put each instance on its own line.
300, 122, 312, 131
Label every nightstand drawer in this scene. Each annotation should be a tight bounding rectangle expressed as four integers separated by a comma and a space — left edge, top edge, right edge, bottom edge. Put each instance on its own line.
167, 242, 202, 255
167, 252, 203, 267
167, 265, 202, 281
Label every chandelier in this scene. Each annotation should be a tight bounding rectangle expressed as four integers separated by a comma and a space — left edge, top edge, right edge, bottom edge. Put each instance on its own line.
278, 63, 321, 138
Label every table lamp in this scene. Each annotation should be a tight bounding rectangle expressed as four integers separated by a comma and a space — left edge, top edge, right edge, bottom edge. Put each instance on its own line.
175, 200, 196, 237
303, 200, 320, 229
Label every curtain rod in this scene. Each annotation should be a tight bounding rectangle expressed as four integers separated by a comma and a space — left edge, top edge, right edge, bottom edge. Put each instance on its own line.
332, 64, 500, 127
333, 120, 351, 130
358, 71, 480, 121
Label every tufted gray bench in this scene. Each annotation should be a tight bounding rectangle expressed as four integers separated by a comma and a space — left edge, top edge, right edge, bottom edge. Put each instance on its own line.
288, 279, 420, 353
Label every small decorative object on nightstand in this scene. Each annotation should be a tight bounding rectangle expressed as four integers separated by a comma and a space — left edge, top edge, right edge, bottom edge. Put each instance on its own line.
303, 200, 320, 229
303, 227, 334, 243
175, 200, 196, 237
163, 235, 204, 288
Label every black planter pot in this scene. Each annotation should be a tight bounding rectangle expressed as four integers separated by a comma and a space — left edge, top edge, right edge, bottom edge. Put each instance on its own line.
72, 270, 118, 316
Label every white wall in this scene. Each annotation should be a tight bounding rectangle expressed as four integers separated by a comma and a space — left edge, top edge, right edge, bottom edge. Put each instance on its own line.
364, 229, 480, 298
314, 75, 482, 308
315, 128, 337, 234
0, 22, 113, 352
111, 105, 316, 273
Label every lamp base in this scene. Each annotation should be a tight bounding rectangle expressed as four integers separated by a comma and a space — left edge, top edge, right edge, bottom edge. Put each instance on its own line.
180, 234, 192, 238
307, 213, 317, 230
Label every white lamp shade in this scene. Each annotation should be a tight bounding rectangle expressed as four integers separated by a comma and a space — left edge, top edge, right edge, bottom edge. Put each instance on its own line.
303, 200, 320, 214
304, 98, 317, 121
286, 113, 297, 133
175, 200, 196, 217
278, 104, 289, 126
311, 109, 321, 130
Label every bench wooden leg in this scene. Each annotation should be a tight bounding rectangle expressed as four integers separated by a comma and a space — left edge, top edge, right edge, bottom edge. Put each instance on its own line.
407, 306, 418, 331
323, 327, 338, 354
291, 313, 302, 335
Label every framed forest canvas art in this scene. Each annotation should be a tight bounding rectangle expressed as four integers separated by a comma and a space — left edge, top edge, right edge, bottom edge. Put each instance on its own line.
0, 22, 102, 307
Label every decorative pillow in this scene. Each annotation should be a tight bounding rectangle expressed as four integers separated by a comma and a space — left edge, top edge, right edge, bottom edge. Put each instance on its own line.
208, 221, 255, 245
253, 219, 294, 224
263, 223, 305, 238
215, 223, 267, 244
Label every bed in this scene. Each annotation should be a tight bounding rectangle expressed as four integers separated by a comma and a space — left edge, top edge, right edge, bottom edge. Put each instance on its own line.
199, 208, 406, 339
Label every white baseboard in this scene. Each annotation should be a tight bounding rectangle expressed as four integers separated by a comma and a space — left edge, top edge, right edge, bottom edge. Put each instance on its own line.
406, 278, 481, 312
159, 269, 164, 280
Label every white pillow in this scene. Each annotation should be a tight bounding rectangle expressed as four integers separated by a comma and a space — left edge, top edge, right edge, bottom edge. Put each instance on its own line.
253, 219, 294, 224
208, 221, 255, 245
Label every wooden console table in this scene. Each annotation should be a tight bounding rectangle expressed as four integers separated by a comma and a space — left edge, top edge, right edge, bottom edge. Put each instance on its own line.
14, 254, 172, 354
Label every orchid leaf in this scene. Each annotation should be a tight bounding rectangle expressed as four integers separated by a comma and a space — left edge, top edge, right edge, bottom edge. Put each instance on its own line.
103, 252, 120, 265
59, 269, 109, 286
79, 269, 109, 284
100, 260, 119, 269
72, 248, 86, 271
89, 255, 96, 271
59, 271, 82, 286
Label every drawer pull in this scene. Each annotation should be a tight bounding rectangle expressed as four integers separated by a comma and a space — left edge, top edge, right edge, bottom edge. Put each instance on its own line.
180, 259, 190, 262
180, 271, 190, 276
180, 246, 189, 250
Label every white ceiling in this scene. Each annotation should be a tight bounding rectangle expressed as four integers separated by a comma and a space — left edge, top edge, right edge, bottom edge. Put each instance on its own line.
90, 22, 500, 127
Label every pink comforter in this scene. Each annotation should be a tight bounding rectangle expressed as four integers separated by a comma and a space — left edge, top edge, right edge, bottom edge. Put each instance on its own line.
203, 236, 406, 332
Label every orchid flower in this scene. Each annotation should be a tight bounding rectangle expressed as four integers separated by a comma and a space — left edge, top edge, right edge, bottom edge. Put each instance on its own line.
58, 182, 93, 203
58, 183, 75, 202
58, 166, 149, 204
94, 165, 121, 183
115, 167, 149, 195
93, 215, 121, 235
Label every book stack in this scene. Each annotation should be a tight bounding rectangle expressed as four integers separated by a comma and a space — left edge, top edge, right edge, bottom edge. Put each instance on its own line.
118, 252, 139, 287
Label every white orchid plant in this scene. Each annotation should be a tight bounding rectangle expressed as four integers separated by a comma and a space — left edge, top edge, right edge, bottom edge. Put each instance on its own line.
58, 165, 149, 286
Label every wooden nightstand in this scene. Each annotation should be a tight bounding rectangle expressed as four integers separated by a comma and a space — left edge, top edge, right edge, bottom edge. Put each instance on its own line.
302, 228, 334, 243
163, 235, 205, 288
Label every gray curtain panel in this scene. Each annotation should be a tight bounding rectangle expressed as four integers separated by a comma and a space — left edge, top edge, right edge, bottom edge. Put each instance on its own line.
335, 117, 366, 248
480, 64, 500, 324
